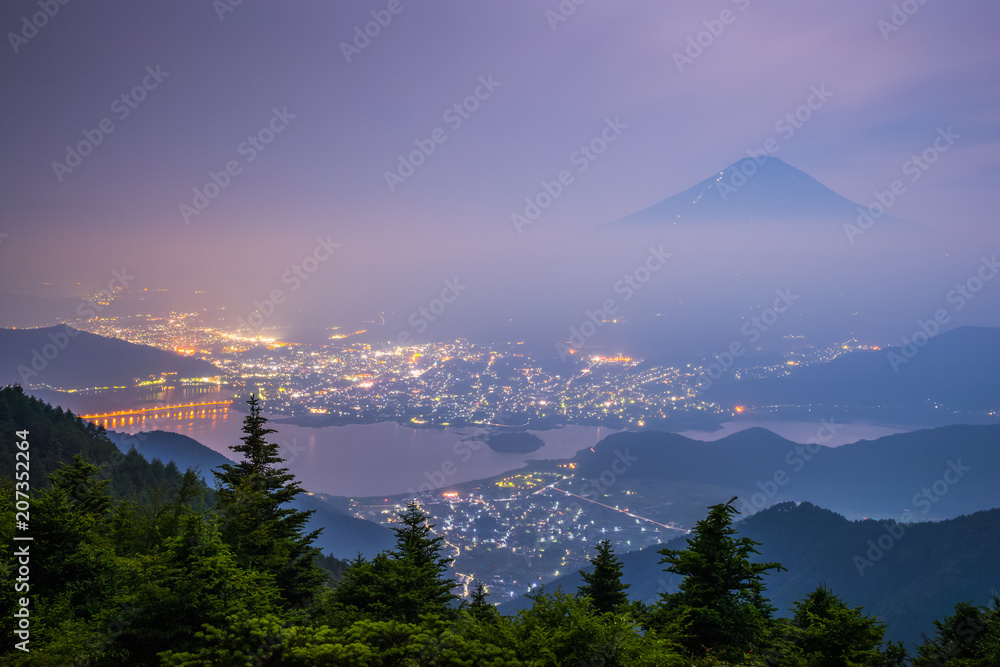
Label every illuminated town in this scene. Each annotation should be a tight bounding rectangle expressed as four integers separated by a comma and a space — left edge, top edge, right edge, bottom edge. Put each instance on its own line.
62, 309, 881, 430
343, 468, 692, 602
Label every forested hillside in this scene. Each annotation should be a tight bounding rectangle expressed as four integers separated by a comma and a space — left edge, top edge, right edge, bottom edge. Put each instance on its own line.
104, 428, 394, 558
517, 501, 1000, 648
3, 385, 998, 665
1, 385, 201, 504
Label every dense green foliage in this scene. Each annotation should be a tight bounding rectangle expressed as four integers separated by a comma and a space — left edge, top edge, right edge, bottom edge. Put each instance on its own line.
653, 497, 785, 661
3, 385, 998, 665
912, 596, 1000, 666
323, 500, 457, 624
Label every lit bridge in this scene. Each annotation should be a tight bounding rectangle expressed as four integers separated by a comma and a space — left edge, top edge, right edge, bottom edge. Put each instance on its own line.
81, 401, 233, 429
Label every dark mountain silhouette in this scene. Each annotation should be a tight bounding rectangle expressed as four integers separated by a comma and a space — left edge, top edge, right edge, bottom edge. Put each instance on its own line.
0, 324, 220, 389
292, 494, 394, 559
506, 502, 1000, 648
572, 422, 1000, 519
604, 156, 911, 228
703, 325, 1000, 423
106, 429, 233, 479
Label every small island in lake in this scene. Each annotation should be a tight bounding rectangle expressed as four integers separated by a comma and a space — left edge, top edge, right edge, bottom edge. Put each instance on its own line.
487, 431, 544, 453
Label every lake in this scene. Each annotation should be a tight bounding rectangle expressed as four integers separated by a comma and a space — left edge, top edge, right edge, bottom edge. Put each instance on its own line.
112, 414, 617, 497
111, 413, 913, 496
102, 390, 914, 496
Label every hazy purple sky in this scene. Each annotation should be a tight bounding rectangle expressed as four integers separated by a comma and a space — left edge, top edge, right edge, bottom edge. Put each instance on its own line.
1, 0, 998, 308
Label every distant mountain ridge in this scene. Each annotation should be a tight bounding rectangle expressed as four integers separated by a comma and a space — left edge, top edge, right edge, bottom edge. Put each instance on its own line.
572, 422, 1000, 519
703, 325, 1000, 423
606, 156, 910, 228
0, 324, 220, 389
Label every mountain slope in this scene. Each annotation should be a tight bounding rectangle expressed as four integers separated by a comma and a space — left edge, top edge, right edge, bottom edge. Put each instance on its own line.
0, 325, 220, 389
605, 156, 910, 228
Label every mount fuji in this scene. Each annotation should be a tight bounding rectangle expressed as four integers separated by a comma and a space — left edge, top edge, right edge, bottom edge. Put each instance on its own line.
605, 156, 911, 229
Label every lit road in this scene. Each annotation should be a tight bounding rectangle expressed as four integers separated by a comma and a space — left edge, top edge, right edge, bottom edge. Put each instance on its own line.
546, 485, 690, 534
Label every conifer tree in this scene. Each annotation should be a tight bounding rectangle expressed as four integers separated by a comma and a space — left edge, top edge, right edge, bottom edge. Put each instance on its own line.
388, 500, 457, 621
329, 501, 456, 623
654, 496, 784, 660
791, 585, 898, 666
212, 394, 324, 606
578, 539, 630, 614
468, 580, 497, 623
